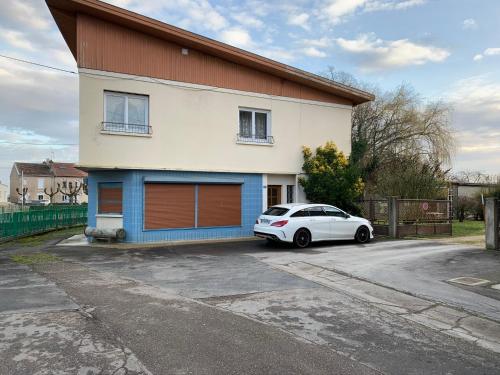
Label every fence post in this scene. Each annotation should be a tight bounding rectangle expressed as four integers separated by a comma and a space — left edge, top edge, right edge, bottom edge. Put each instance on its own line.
388, 196, 399, 238
485, 198, 499, 250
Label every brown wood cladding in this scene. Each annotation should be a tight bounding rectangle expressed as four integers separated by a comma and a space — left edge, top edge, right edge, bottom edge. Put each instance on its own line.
197, 185, 241, 227
76, 15, 351, 106
144, 184, 195, 229
98, 185, 122, 214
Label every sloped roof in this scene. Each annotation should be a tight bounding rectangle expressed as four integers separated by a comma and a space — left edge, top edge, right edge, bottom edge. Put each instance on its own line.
14, 162, 52, 177
13, 161, 87, 178
45, 0, 374, 105
50, 162, 87, 177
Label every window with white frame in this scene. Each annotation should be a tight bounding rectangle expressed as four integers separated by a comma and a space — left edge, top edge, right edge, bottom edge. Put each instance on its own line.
38, 178, 44, 189
238, 108, 272, 143
104, 91, 149, 134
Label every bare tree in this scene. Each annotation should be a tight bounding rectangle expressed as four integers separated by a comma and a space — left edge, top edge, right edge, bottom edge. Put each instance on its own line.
60, 182, 84, 204
450, 170, 496, 184
44, 185, 60, 205
353, 85, 454, 169
16, 187, 28, 205
321, 68, 455, 198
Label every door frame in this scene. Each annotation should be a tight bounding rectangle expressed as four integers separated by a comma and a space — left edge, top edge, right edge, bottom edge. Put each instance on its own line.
267, 185, 282, 207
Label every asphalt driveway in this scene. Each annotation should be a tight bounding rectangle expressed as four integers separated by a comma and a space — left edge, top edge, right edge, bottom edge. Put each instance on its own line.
1, 236, 500, 374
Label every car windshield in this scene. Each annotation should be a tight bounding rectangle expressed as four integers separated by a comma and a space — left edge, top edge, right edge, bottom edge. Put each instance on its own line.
263, 207, 290, 216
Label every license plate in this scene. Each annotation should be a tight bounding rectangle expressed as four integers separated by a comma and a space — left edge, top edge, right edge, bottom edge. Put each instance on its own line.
261, 219, 270, 224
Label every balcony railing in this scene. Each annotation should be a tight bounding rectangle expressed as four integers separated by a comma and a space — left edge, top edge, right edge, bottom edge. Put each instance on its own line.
101, 122, 152, 135
236, 133, 274, 144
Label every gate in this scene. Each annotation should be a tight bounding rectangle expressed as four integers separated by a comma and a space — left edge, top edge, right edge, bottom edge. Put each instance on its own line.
359, 199, 389, 236
397, 199, 452, 237
359, 198, 452, 238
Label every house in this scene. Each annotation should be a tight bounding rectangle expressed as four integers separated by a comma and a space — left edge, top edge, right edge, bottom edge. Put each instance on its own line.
9, 160, 88, 204
46, 0, 373, 243
0, 181, 7, 203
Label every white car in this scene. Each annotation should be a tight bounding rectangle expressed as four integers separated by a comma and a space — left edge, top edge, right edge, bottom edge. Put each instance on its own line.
254, 203, 374, 248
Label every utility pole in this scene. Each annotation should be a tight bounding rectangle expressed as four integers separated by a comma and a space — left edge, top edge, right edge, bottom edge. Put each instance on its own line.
21, 170, 24, 210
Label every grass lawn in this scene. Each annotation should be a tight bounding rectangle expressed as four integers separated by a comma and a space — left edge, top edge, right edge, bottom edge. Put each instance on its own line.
452, 220, 485, 237
0, 225, 85, 248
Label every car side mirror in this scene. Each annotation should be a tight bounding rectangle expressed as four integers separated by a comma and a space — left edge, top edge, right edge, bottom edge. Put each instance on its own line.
344, 213, 350, 219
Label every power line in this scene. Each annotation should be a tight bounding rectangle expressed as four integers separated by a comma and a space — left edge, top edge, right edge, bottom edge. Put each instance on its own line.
0, 54, 77, 75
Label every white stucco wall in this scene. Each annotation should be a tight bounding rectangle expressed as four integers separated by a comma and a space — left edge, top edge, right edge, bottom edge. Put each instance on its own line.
96, 215, 124, 230
0, 184, 8, 203
79, 69, 353, 174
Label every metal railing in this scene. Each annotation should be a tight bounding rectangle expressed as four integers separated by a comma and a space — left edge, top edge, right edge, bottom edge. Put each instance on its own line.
397, 199, 451, 224
236, 133, 274, 144
0, 205, 87, 242
101, 122, 152, 135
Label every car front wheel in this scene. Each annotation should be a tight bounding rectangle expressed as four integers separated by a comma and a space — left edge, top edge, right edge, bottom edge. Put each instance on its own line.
293, 228, 311, 248
355, 226, 371, 243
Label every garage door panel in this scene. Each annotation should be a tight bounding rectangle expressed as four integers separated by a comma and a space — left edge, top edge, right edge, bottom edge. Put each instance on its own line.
198, 184, 241, 227
145, 184, 195, 229
99, 184, 122, 214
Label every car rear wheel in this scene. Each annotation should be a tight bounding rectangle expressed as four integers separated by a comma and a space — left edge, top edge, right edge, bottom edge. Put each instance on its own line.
294, 228, 311, 248
355, 226, 371, 243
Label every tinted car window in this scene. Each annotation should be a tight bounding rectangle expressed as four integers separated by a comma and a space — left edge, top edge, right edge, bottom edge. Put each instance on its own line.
291, 209, 310, 217
263, 207, 290, 216
323, 206, 345, 217
307, 207, 327, 217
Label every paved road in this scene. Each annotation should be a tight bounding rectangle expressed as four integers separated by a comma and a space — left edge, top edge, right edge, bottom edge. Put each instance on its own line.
255, 239, 500, 320
1, 237, 500, 374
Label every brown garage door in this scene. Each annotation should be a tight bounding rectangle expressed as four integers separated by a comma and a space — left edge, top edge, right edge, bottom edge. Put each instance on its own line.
198, 184, 241, 227
144, 184, 195, 229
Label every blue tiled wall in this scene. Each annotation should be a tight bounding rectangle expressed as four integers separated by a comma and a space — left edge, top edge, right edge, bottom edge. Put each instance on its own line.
87, 170, 263, 243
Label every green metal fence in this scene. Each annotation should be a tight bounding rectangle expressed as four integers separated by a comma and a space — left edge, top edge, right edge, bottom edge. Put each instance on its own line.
0, 205, 88, 242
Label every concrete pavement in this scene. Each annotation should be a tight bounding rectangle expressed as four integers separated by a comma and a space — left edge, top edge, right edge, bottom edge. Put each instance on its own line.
2, 237, 500, 374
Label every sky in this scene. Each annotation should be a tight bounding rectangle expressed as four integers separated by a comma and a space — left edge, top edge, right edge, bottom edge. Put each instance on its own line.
0, 0, 499, 187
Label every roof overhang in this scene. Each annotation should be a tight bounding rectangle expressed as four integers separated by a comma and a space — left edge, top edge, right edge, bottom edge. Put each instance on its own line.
46, 0, 374, 105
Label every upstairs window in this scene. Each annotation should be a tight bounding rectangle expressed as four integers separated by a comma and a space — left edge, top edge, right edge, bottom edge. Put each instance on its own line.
238, 108, 272, 144
104, 92, 150, 134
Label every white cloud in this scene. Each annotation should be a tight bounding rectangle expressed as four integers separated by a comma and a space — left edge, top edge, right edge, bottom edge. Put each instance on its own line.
484, 48, 500, 56
105, 0, 228, 31
447, 76, 500, 114
336, 33, 449, 70
462, 18, 477, 30
301, 47, 327, 58
0, 1, 50, 31
473, 47, 500, 62
365, 0, 426, 12
323, 0, 368, 24
445, 76, 500, 173
219, 27, 253, 49
300, 37, 332, 49
0, 29, 35, 51
320, 0, 425, 24
232, 14, 264, 29
287, 13, 310, 30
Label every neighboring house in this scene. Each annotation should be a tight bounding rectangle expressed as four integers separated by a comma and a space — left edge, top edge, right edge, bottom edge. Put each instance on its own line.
0, 181, 8, 203
46, 0, 373, 243
9, 160, 88, 204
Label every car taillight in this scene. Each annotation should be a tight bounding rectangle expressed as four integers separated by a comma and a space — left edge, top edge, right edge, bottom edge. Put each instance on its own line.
271, 220, 288, 227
